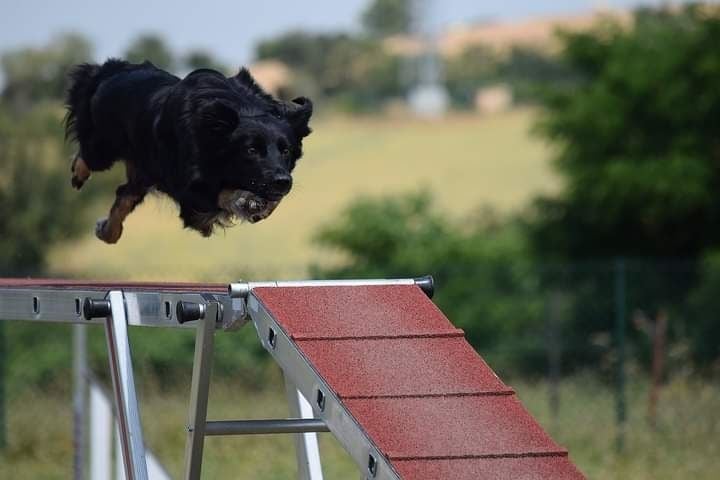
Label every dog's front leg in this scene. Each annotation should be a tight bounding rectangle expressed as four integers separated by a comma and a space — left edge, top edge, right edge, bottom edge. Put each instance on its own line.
96, 184, 147, 244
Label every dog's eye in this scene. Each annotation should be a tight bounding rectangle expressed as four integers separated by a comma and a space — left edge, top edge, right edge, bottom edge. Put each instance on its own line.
247, 147, 257, 155
282, 148, 290, 156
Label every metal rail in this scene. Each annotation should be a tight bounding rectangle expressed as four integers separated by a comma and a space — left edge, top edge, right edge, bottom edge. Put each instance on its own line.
229, 275, 434, 299
0, 286, 239, 328
205, 418, 330, 436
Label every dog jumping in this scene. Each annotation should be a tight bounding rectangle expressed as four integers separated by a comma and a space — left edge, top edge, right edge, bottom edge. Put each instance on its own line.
65, 59, 313, 243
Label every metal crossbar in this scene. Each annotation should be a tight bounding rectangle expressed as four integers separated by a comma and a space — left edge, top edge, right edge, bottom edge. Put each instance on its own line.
0, 277, 432, 479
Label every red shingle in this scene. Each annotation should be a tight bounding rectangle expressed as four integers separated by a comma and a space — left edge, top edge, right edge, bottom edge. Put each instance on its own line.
344, 396, 566, 460
393, 457, 585, 480
253, 285, 460, 339
297, 337, 512, 398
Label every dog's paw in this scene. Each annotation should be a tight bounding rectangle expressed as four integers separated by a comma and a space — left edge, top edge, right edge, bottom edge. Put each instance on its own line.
71, 175, 85, 190
70, 154, 90, 190
95, 218, 122, 244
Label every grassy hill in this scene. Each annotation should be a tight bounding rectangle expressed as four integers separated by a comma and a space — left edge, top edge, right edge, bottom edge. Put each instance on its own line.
49, 109, 557, 281
2, 374, 718, 479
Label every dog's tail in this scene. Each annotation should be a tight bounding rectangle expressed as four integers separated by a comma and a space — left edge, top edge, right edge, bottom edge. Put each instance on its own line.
64, 59, 128, 142
64, 63, 101, 142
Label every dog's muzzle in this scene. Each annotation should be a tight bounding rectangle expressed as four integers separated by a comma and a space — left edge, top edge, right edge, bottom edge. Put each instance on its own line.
218, 189, 281, 224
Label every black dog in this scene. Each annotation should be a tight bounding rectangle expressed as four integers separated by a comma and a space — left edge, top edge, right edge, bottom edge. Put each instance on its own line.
65, 59, 312, 243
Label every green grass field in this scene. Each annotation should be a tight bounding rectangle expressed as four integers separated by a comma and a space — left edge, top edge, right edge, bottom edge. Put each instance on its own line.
48, 109, 557, 281
1, 371, 718, 479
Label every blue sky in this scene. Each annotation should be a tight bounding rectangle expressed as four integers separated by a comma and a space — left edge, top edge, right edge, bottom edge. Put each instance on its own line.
0, 0, 695, 66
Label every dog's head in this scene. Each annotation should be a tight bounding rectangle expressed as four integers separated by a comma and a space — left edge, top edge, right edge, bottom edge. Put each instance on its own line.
185, 68, 313, 223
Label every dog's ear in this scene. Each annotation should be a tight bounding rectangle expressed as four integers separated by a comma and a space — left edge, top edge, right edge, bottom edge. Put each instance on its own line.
233, 67, 272, 98
195, 100, 238, 136
285, 96, 313, 138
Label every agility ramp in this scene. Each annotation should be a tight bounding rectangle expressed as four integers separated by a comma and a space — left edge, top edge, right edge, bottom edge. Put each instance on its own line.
0, 277, 583, 479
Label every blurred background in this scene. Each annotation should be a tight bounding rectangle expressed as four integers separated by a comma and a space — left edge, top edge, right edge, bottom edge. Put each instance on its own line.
1, 0, 720, 478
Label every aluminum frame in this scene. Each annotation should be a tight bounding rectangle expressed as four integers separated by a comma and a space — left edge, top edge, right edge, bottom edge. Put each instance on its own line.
183, 300, 219, 480
204, 418, 329, 436
0, 285, 236, 480
0, 287, 239, 329
72, 324, 88, 480
0, 278, 426, 480
229, 278, 419, 299
105, 290, 148, 480
284, 375, 325, 480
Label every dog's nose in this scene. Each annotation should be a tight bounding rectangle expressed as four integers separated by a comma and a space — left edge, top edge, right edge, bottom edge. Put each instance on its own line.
270, 174, 292, 194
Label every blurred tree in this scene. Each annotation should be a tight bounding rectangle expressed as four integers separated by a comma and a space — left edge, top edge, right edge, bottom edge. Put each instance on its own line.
124, 34, 175, 70
256, 32, 406, 109
0, 106, 98, 275
256, 31, 353, 74
687, 251, 720, 368
443, 45, 499, 108
529, 5, 720, 366
312, 192, 547, 374
0, 34, 107, 274
182, 49, 227, 73
444, 45, 577, 109
532, 5, 720, 261
498, 46, 576, 104
1, 33, 93, 109
361, 0, 413, 37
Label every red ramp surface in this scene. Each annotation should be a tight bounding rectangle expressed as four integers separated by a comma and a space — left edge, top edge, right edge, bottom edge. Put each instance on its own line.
253, 284, 584, 479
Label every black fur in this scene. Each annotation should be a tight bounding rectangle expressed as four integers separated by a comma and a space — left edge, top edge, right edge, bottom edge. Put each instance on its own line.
65, 58, 312, 239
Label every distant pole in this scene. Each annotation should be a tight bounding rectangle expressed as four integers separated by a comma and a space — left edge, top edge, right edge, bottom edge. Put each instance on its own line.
73, 324, 88, 480
614, 258, 627, 453
0, 322, 6, 450
546, 291, 562, 431
407, 0, 449, 117
647, 310, 667, 429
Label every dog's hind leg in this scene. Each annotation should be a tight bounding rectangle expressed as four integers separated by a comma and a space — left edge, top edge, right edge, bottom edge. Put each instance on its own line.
71, 154, 91, 190
96, 183, 147, 244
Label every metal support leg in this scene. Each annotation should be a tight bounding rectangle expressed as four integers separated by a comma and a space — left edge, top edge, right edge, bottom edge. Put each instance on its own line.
89, 383, 112, 480
284, 373, 324, 480
183, 302, 218, 480
73, 324, 87, 480
105, 291, 148, 480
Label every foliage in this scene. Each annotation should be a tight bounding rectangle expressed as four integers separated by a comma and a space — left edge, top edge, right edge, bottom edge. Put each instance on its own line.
257, 31, 348, 73
256, 32, 408, 109
498, 46, 577, 103
1, 33, 93, 108
686, 251, 720, 368
0, 105, 100, 275
124, 34, 175, 70
531, 5, 720, 262
180, 49, 226, 74
443, 45, 499, 108
361, 0, 413, 37
312, 192, 547, 373
182, 49, 227, 73
443, 45, 572, 108
528, 5, 720, 366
